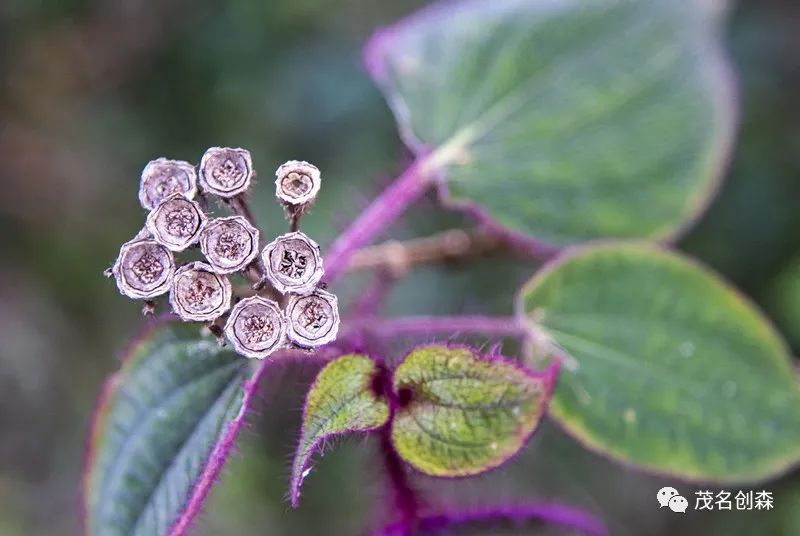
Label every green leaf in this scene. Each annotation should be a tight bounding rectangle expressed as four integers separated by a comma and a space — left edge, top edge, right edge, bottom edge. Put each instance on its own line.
84, 323, 250, 536
290, 354, 389, 507
391, 345, 555, 477
516, 242, 800, 482
366, 0, 735, 247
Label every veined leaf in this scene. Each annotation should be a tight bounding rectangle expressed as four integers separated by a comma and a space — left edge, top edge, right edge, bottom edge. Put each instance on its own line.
84, 322, 252, 536
516, 242, 800, 481
290, 354, 389, 507
391, 345, 556, 477
366, 0, 735, 247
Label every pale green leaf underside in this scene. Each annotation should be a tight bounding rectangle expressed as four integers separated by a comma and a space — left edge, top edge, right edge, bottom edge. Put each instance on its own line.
85, 325, 249, 536
517, 242, 800, 481
290, 354, 389, 506
392, 345, 551, 477
368, 0, 735, 246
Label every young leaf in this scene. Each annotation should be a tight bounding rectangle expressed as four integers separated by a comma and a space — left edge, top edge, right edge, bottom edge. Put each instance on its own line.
365, 0, 735, 248
516, 242, 800, 482
391, 345, 557, 477
290, 354, 390, 507
83, 322, 252, 536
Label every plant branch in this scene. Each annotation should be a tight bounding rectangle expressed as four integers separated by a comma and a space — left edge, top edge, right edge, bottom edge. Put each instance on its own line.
346, 228, 511, 275
349, 315, 527, 340
373, 503, 608, 536
324, 157, 433, 284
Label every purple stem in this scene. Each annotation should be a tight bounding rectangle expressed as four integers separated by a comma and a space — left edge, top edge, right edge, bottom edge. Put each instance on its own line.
378, 425, 420, 536
323, 157, 432, 284
167, 347, 342, 536
351, 315, 527, 339
168, 359, 272, 536
376, 362, 420, 536
373, 502, 608, 536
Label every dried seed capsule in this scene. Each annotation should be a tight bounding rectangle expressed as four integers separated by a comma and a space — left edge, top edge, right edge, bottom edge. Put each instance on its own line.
198, 147, 253, 197
199, 216, 260, 274
138, 158, 198, 210
274, 160, 321, 206
145, 194, 207, 252
285, 289, 339, 348
169, 262, 232, 322
224, 296, 287, 359
261, 231, 324, 294
112, 238, 175, 299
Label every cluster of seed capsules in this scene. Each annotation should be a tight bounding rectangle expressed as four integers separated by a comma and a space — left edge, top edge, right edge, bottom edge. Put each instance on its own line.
108, 147, 339, 359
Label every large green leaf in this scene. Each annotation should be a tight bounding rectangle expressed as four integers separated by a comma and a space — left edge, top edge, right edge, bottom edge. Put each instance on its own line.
516, 242, 800, 481
365, 0, 735, 247
391, 345, 555, 477
290, 354, 389, 507
84, 323, 250, 536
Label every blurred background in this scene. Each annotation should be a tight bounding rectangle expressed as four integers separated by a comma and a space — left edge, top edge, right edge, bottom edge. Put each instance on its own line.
0, 0, 799, 534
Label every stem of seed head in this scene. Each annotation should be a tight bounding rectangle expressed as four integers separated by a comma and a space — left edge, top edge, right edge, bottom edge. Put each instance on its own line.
141, 300, 156, 316
207, 322, 226, 347
225, 194, 257, 227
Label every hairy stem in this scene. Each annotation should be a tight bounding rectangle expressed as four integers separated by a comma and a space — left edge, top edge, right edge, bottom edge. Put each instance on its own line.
373, 503, 607, 536
324, 157, 432, 284
378, 425, 419, 536
350, 315, 527, 340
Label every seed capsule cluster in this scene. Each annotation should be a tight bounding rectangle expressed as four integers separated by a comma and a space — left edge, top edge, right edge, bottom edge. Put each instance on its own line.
109, 148, 339, 360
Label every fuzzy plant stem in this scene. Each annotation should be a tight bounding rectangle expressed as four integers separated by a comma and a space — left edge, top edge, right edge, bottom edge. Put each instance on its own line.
373, 503, 608, 536
378, 424, 420, 536
323, 157, 432, 284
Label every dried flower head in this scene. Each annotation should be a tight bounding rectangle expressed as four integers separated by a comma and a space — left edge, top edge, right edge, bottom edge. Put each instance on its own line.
275, 160, 321, 206
224, 296, 287, 358
285, 289, 339, 348
138, 158, 198, 210
112, 238, 175, 299
261, 231, 324, 294
199, 216, 260, 274
146, 194, 207, 252
169, 262, 232, 321
199, 147, 253, 197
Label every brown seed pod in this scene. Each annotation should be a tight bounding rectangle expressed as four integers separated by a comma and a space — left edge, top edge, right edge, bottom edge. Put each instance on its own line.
261, 231, 324, 294
112, 238, 175, 299
138, 158, 198, 210
169, 262, 232, 322
274, 160, 320, 206
224, 296, 287, 359
285, 289, 339, 348
146, 194, 207, 252
198, 147, 253, 197
199, 216, 260, 274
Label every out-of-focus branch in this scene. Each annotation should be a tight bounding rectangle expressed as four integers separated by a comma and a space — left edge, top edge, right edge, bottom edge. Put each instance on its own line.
345, 228, 511, 276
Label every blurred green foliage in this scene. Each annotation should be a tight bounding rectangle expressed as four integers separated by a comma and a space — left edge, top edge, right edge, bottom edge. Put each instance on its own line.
0, 1, 798, 535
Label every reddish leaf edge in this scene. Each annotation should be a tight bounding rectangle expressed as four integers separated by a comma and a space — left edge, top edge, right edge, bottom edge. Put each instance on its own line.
362, 0, 738, 254
81, 315, 339, 536
390, 343, 561, 479
289, 353, 390, 508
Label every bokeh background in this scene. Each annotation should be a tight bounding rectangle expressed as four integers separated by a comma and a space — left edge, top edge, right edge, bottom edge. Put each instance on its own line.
1, 0, 799, 534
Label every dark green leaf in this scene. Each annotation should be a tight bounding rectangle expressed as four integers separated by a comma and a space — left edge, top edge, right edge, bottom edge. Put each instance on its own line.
84, 323, 250, 536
